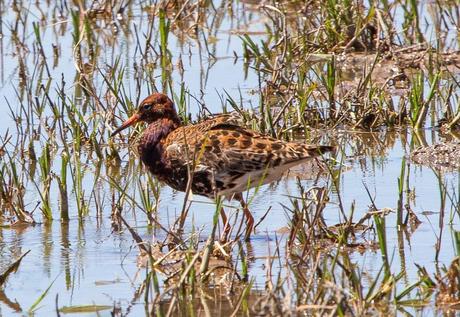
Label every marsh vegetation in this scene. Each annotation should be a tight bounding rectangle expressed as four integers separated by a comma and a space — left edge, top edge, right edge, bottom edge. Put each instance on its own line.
1, 0, 460, 316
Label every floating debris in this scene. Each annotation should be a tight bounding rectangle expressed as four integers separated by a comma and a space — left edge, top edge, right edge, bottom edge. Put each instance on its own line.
411, 141, 460, 171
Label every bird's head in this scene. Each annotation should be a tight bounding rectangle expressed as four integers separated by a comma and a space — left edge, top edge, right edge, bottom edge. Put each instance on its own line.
111, 93, 178, 137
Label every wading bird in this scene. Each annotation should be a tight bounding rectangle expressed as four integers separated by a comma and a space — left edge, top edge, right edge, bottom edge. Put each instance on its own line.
111, 93, 334, 241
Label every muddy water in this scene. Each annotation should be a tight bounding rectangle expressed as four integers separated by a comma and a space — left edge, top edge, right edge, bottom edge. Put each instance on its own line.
0, 2, 459, 316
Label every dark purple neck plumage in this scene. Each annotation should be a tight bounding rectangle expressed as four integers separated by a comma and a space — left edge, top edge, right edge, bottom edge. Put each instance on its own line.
138, 118, 180, 175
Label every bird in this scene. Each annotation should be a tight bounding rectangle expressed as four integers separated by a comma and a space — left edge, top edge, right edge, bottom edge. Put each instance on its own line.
111, 93, 334, 241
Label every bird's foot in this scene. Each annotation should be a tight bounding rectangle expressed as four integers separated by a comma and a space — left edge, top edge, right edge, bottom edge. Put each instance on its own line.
243, 210, 254, 242
219, 223, 231, 244
219, 207, 231, 244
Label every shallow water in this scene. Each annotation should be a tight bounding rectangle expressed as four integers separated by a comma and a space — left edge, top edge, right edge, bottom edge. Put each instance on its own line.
1, 129, 458, 315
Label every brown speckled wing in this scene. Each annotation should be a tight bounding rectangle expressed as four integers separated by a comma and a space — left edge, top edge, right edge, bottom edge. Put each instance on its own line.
163, 115, 332, 180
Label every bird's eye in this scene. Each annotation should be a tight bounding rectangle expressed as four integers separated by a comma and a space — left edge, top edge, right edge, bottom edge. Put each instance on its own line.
143, 104, 152, 111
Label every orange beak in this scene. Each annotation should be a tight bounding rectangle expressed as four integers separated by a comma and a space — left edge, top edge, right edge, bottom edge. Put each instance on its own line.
111, 113, 141, 137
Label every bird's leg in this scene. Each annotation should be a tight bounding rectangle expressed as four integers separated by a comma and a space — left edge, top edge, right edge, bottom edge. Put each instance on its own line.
235, 193, 254, 241
219, 207, 231, 243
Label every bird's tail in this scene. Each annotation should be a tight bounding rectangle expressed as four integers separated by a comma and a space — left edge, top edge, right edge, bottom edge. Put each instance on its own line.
316, 145, 335, 155
301, 144, 335, 157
